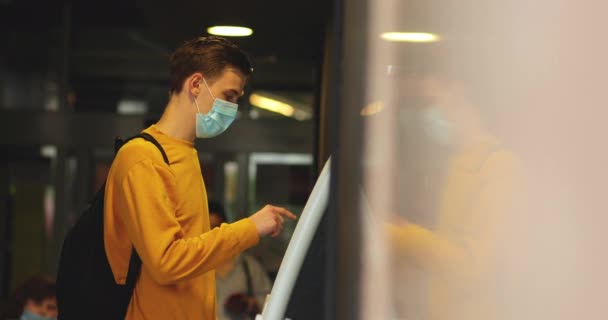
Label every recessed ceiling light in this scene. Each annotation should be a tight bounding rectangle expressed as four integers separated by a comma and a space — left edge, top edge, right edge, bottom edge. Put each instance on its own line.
207, 26, 253, 37
380, 32, 439, 43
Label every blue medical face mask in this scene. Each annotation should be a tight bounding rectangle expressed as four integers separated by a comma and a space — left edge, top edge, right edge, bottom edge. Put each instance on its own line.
20, 310, 56, 320
419, 106, 454, 145
194, 78, 238, 139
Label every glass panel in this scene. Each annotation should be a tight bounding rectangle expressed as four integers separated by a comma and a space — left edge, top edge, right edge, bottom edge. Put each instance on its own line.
350, 0, 608, 319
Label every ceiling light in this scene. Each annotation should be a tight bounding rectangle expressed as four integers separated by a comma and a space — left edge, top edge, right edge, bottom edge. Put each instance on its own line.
207, 26, 253, 37
250, 93, 295, 117
380, 32, 439, 43
41, 145, 57, 159
117, 100, 148, 115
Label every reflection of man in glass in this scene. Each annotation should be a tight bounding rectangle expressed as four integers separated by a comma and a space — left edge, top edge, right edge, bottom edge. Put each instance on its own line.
385, 60, 522, 320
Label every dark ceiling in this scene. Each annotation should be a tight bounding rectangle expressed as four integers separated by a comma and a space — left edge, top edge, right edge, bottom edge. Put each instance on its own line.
0, 0, 331, 114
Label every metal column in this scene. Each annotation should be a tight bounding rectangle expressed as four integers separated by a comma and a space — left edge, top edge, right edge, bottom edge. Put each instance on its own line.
335, 0, 368, 319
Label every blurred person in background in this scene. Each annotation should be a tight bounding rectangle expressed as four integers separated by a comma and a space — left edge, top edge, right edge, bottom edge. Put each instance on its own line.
209, 200, 272, 320
1, 275, 57, 320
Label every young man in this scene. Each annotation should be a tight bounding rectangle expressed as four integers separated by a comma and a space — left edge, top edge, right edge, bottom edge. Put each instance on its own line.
103, 36, 296, 320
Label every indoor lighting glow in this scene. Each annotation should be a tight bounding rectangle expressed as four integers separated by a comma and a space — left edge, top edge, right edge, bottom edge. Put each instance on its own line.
207, 26, 253, 37
360, 101, 385, 116
250, 93, 295, 117
40, 145, 57, 159
380, 32, 439, 43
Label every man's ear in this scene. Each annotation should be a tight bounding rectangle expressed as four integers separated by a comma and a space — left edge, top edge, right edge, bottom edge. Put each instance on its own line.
187, 73, 204, 96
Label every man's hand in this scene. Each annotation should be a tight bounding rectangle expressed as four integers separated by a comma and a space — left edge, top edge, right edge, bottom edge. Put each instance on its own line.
249, 205, 297, 237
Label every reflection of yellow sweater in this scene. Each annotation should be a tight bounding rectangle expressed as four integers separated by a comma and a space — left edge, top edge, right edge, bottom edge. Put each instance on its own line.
389, 138, 521, 320
104, 125, 259, 320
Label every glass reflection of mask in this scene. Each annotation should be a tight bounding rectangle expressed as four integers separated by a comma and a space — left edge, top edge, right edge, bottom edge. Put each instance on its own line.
419, 106, 454, 145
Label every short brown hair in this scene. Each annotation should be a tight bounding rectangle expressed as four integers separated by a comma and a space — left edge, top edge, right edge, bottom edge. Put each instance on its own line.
168, 36, 253, 94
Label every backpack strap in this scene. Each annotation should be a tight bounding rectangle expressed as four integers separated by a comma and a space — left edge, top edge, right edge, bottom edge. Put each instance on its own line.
114, 132, 170, 301
114, 133, 170, 165
125, 248, 142, 301
139, 132, 170, 165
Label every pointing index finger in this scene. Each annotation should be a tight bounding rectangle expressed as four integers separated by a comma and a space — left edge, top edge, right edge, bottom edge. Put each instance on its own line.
273, 207, 297, 220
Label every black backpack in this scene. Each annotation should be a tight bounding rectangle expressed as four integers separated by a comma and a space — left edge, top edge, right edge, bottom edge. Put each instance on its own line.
56, 133, 169, 320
